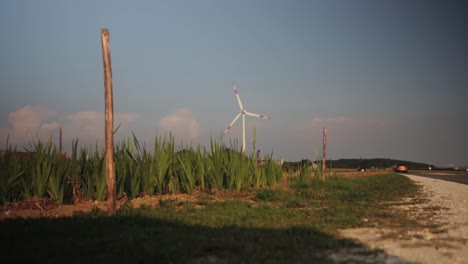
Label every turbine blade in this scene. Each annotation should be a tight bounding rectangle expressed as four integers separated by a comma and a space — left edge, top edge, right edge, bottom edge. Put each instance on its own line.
232, 81, 244, 111
244, 111, 271, 119
223, 112, 243, 135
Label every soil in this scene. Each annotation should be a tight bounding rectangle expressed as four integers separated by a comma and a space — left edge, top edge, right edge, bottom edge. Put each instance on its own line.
0, 170, 386, 220
0, 190, 255, 220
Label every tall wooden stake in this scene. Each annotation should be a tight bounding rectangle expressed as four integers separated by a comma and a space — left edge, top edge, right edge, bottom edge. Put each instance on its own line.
101, 28, 116, 215
322, 127, 327, 179
59, 128, 62, 154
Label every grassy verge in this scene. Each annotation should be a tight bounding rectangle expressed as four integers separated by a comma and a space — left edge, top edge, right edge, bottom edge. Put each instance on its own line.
0, 173, 419, 263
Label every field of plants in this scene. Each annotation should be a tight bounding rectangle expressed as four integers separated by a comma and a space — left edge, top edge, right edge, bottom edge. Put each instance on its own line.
0, 134, 283, 205
0, 133, 425, 262
0, 171, 420, 263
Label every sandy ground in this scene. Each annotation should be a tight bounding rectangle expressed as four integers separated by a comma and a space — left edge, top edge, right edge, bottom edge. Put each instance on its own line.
338, 173, 468, 264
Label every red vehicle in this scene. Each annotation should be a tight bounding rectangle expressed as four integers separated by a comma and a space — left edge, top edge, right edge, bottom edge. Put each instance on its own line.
393, 165, 409, 173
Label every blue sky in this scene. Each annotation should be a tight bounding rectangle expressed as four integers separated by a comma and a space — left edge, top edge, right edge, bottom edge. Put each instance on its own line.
0, 0, 466, 167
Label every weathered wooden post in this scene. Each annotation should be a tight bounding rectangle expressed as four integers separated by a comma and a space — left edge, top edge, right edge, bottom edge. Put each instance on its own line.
59, 127, 62, 154
101, 28, 116, 215
322, 127, 327, 179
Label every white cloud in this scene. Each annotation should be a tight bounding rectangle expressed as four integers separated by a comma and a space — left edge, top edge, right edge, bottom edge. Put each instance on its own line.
67, 111, 102, 122
3, 105, 59, 144
159, 108, 202, 143
0, 105, 139, 148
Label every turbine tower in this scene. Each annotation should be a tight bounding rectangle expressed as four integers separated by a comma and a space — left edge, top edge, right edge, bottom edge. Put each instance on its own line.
223, 82, 271, 153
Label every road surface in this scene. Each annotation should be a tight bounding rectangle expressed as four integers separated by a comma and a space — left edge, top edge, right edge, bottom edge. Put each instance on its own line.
407, 171, 468, 185
338, 173, 468, 264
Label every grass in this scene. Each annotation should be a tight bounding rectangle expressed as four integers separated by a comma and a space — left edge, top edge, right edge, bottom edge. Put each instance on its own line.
0, 173, 420, 263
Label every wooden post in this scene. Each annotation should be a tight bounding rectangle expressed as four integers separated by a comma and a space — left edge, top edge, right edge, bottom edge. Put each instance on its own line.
322, 127, 327, 179
59, 128, 62, 154
101, 28, 116, 215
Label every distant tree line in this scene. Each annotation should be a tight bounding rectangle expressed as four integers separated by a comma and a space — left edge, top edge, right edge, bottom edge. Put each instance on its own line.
283, 158, 435, 170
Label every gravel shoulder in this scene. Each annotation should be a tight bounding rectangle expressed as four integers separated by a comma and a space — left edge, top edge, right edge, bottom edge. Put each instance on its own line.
338, 173, 468, 264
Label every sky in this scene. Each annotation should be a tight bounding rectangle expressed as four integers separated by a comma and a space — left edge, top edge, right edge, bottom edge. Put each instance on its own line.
0, 0, 467, 167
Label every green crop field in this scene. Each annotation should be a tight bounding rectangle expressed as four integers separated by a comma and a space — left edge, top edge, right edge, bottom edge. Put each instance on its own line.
0, 135, 425, 263
0, 173, 421, 262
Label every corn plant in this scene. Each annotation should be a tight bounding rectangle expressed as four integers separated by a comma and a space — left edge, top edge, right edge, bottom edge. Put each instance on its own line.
263, 152, 283, 186
125, 134, 156, 197
47, 154, 68, 203
175, 148, 196, 194
66, 139, 91, 201
131, 133, 154, 197
115, 140, 130, 198
27, 142, 54, 198
114, 144, 127, 198
139, 159, 153, 196
166, 166, 179, 194
69, 143, 100, 201
153, 133, 174, 194
194, 145, 207, 191
206, 138, 226, 189
77, 147, 96, 200
298, 165, 310, 183
252, 161, 265, 188
66, 139, 81, 199
114, 145, 125, 196
226, 148, 251, 191
127, 136, 142, 197
93, 151, 107, 201
125, 159, 142, 199
0, 140, 24, 204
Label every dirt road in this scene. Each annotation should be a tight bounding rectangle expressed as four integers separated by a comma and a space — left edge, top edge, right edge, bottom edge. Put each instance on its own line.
338, 173, 468, 264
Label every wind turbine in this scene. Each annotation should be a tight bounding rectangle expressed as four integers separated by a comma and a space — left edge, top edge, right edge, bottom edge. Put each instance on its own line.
223, 82, 271, 153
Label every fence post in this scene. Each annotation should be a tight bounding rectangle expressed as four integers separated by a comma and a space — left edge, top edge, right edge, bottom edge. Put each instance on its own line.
59, 127, 62, 154
101, 28, 116, 215
322, 127, 327, 179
